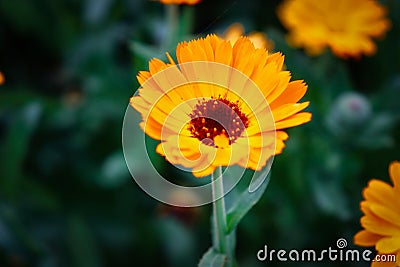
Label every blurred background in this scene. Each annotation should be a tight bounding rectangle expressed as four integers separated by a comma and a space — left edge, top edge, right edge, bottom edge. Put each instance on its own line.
0, 0, 399, 266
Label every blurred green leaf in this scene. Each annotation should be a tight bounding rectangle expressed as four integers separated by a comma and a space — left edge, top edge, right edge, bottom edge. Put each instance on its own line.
178, 6, 195, 39
198, 247, 227, 267
98, 150, 130, 188
159, 217, 197, 267
0, 102, 41, 198
225, 173, 270, 234
67, 215, 101, 267
22, 179, 60, 211
83, 0, 112, 26
130, 41, 161, 63
311, 173, 351, 220
0, 204, 44, 255
357, 113, 396, 148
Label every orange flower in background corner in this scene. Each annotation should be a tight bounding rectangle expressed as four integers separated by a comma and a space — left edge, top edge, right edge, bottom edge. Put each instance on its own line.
354, 161, 400, 267
130, 34, 311, 177
0, 72, 4, 85
223, 23, 274, 51
277, 0, 391, 59
159, 0, 200, 5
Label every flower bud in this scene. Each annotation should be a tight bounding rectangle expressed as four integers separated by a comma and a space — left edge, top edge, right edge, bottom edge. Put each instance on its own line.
326, 92, 372, 136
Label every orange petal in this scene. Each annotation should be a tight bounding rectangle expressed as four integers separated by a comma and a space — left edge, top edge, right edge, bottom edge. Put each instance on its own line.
397, 251, 400, 266
274, 138, 286, 155
214, 38, 233, 66
224, 23, 244, 46
376, 236, 400, 254
389, 161, 400, 189
192, 164, 215, 178
232, 37, 257, 77
269, 80, 308, 109
369, 203, 400, 228
354, 230, 382, 247
244, 147, 274, 171
137, 71, 151, 85
274, 112, 312, 130
363, 180, 400, 212
266, 71, 291, 104
266, 52, 284, 71
272, 102, 310, 122
361, 215, 400, 236
361, 201, 377, 218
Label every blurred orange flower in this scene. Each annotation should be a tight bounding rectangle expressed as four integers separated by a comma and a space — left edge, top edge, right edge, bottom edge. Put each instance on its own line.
278, 0, 391, 58
159, 0, 200, 5
130, 34, 311, 177
354, 161, 400, 267
0, 72, 4, 85
223, 23, 274, 50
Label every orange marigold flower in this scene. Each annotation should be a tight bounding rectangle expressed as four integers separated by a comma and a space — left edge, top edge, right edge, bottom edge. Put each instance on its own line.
0, 72, 4, 85
223, 23, 274, 51
159, 0, 200, 5
277, 0, 391, 58
354, 161, 400, 267
130, 34, 311, 177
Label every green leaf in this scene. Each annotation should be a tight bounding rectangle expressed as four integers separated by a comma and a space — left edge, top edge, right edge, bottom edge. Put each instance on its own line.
178, 6, 195, 38
248, 159, 273, 192
310, 171, 351, 220
159, 217, 196, 267
22, 178, 60, 211
130, 41, 161, 62
67, 215, 101, 267
225, 172, 271, 234
0, 204, 44, 255
98, 150, 130, 188
198, 247, 227, 267
0, 102, 41, 199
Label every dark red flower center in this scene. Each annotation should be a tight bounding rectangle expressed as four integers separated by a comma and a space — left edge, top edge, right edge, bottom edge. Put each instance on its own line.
188, 96, 249, 147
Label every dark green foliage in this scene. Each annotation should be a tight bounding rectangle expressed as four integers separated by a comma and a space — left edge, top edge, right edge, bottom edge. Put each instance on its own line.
0, 0, 399, 266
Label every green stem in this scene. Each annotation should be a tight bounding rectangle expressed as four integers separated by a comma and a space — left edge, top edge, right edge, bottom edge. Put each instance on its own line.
163, 4, 179, 51
212, 166, 232, 266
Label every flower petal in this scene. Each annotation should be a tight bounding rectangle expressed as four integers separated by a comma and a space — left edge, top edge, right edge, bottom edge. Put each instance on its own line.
369, 204, 400, 228
363, 180, 400, 212
376, 236, 400, 254
354, 230, 382, 247
360, 215, 400, 237
275, 112, 312, 130
389, 161, 400, 189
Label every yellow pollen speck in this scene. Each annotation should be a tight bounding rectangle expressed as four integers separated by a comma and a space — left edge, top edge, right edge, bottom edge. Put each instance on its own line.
214, 134, 230, 148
